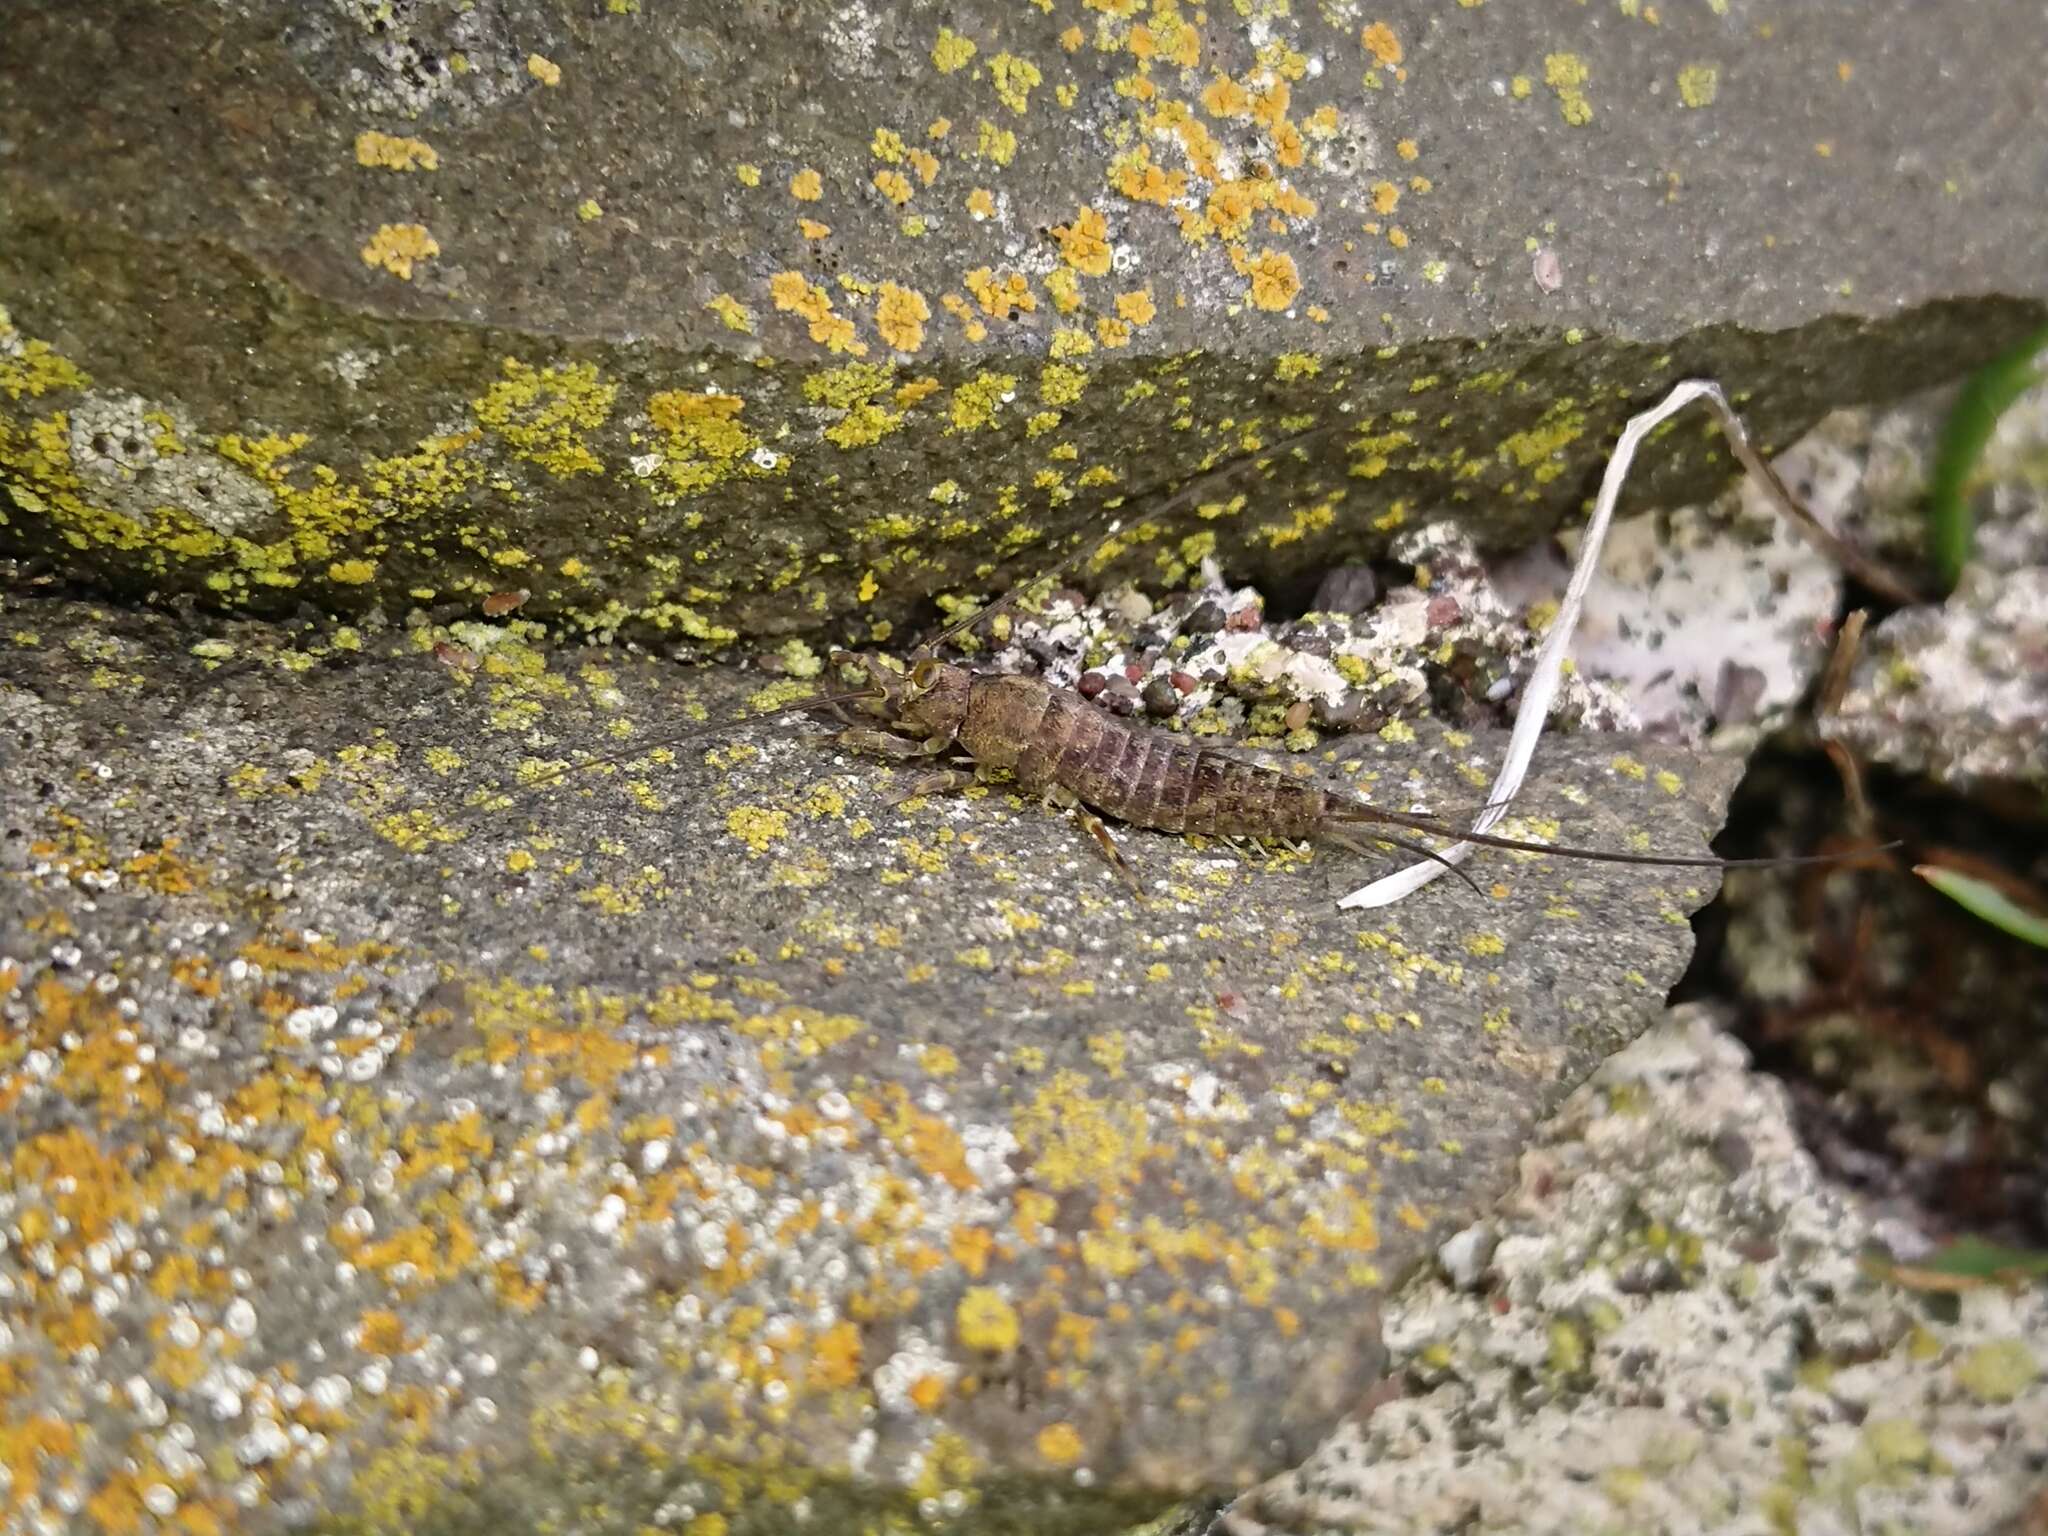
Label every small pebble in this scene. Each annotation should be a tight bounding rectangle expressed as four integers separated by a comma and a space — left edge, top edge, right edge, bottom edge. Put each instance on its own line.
1283, 700, 1313, 732
1311, 564, 1379, 615
1169, 670, 1198, 695
1437, 1223, 1497, 1291
1224, 602, 1264, 633
1182, 600, 1226, 635
1142, 677, 1180, 717
1315, 693, 1368, 730
1077, 671, 1108, 700
1426, 594, 1463, 628
1097, 677, 1142, 717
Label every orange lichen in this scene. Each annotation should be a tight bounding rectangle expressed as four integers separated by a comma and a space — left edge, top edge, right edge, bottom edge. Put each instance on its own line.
1053, 206, 1113, 276
1362, 22, 1403, 68
965, 187, 996, 219
1244, 248, 1302, 311
963, 267, 1036, 318
1201, 74, 1251, 118
874, 284, 930, 353
768, 271, 866, 356
790, 168, 824, 201
1036, 1422, 1085, 1465
1109, 146, 1187, 206
873, 169, 914, 205
1115, 288, 1156, 326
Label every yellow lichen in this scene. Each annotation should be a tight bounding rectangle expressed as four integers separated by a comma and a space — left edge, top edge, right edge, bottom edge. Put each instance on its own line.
974, 119, 1018, 166
1545, 52, 1594, 124
353, 131, 438, 172
527, 53, 562, 86
1038, 364, 1087, 408
948, 371, 1017, 432
704, 294, 755, 333
472, 359, 616, 477
725, 805, 791, 853
988, 53, 1042, 113
932, 27, 977, 73
358, 224, 439, 280
1677, 64, 1718, 108
955, 1286, 1020, 1352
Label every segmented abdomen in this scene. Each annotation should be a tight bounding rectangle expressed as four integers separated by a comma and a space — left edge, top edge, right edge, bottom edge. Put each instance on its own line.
1013, 688, 1328, 840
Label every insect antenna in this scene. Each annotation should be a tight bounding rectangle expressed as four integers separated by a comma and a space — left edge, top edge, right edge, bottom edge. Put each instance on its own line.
1331, 800, 1900, 873
1328, 827, 1486, 896
917, 419, 1346, 656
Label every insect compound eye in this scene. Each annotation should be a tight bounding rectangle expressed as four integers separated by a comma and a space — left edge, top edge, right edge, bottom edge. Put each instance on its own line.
910, 658, 940, 690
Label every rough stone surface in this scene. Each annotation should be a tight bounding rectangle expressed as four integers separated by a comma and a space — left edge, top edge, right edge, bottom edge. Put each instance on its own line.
0, 579, 1743, 1533
1221, 1006, 2048, 1536
3, 2, 2045, 638
1825, 375, 2048, 792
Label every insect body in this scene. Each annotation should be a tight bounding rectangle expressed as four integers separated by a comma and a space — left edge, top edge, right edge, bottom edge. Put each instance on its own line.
820, 650, 1821, 895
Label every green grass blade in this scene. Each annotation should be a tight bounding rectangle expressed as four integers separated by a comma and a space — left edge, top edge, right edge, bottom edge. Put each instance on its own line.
1871, 1234, 2048, 1291
1927, 323, 2048, 589
1915, 863, 2048, 949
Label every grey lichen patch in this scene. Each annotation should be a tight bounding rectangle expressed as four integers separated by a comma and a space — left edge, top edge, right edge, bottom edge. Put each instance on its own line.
64, 390, 277, 536
0, 587, 1740, 1530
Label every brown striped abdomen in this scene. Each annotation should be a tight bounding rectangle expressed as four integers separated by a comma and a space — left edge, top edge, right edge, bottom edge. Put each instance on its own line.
961, 677, 1328, 840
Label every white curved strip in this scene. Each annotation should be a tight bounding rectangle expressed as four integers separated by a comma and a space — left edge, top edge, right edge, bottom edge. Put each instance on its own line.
1338, 379, 1734, 910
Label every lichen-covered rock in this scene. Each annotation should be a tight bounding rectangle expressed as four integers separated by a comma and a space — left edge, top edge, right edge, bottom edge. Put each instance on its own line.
3, 1, 2044, 637
0, 585, 1745, 1533
1224, 1006, 2048, 1536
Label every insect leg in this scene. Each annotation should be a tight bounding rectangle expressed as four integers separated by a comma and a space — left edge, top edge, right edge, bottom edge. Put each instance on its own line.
1075, 809, 1143, 898
831, 728, 952, 761
1042, 782, 1144, 898
886, 769, 978, 808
